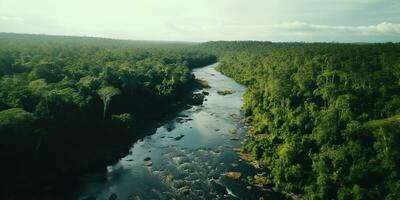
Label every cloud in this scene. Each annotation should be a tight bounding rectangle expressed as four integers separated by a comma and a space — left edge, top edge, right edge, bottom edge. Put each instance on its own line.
0, 16, 24, 22
273, 21, 400, 36
156, 21, 400, 42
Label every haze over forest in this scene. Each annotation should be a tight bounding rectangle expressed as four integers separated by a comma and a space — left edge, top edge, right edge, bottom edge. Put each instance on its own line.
0, 0, 399, 42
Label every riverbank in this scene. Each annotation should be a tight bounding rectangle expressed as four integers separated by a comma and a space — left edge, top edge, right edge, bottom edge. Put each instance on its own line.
74, 63, 285, 200
1, 69, 212, 200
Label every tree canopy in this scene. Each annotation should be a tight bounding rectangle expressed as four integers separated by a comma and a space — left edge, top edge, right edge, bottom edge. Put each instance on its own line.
199, 41, 400, 199
0, 33, 216, 198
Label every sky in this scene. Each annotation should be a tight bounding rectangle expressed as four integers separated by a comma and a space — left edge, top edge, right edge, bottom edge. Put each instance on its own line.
0, 0, 399, 42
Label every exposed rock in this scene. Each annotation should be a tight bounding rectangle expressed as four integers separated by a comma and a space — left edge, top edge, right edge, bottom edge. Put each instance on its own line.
217, 89, 235, 95
174, 134, 185, 141
222, 172, 242, 180
202, 91, 210, 95
196, 78, 211, 88
143, 157, 151, 161
164, 123, 175, 131
178, 186, 190, 195
229, 128, 237, 134
230, 113, 239, 118
176, 117, 193, 124
165, 174, 174, 183
246, 186, 252, 190
144, 161, 153, 166
191, 93, 205, 105
237, 151, 260, 168
215, 128, 220, 132
231, 163, 239, 167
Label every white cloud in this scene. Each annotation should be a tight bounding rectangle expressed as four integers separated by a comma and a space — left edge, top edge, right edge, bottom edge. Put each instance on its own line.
0, 0, 399, 42
273, 21, 400, 36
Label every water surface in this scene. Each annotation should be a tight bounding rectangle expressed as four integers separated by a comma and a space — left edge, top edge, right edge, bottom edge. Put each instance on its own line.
76, 63, 280, 200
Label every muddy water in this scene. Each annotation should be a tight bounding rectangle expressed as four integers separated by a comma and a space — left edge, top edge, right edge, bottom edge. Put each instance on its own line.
75, 63, 282, 200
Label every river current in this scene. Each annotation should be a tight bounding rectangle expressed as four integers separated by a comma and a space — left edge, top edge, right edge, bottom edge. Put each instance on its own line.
75, 63, 281, 200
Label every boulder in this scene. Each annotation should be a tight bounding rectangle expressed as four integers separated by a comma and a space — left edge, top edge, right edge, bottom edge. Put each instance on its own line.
229, 128, 237, 134
174, 134, 185, 141
178, 186, 190, 195
222, 172, 241, 180
217, 90, 235, 95
144, 161, 153, 166
143, 157, 151, 161
191, 93, 205, 105
165, 174, 174, 183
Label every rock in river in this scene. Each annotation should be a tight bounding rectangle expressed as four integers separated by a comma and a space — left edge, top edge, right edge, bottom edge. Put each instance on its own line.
229, 128, 237, 134
217, 89, 235, 95
144, 161, 153, 166
178, 186, 190, 195
191, 93, 205, 105
165, 174, 174, 183
143, 157, 151, 161
222, 172, 241, 180
202, 91, 210, 95
174, 134, 185, 141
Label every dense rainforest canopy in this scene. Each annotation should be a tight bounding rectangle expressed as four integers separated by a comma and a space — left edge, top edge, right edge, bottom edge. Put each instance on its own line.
1, 34, 400, 200
0, 33, 217, 198
198, 41, 400, 199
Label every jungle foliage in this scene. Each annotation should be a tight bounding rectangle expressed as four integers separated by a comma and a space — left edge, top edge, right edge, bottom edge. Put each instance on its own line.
200, 41, 400, 199
0, 33, 216, 197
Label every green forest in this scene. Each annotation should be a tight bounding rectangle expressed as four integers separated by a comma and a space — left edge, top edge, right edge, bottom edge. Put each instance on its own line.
0, 33, 216, 197
200, 41, 400, 199
1, 34, 400, 200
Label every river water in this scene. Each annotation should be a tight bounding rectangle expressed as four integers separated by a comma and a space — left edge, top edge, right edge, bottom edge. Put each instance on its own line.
75, 63, 282, 200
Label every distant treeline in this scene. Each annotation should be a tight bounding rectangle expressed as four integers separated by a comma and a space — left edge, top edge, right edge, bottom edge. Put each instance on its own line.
198, 41, 400, 199
0, 33, 216, 198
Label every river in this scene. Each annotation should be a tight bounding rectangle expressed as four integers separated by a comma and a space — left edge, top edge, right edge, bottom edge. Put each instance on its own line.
74, 63, 283, 200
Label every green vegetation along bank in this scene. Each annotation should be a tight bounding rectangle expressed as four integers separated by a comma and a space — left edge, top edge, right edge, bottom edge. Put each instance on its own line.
0, 33, 216, 198
2, 34, 400, 200
199, 41, 400, 199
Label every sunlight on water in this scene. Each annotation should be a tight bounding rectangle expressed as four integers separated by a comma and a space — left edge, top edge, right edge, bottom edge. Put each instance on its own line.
75, 63, 278, 200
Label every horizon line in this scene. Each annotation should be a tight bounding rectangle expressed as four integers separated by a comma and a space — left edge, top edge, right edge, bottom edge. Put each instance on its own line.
1, 32, 399, 44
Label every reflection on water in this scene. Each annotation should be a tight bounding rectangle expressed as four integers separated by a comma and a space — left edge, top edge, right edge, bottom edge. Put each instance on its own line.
76, 64, 282, 200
